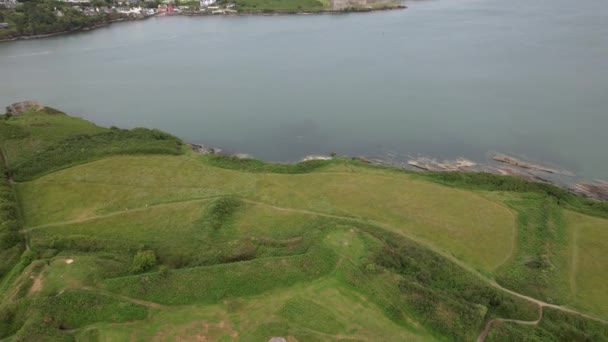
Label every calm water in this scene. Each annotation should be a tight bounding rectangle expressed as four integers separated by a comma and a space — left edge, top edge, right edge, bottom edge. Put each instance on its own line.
1, 0, 607, 180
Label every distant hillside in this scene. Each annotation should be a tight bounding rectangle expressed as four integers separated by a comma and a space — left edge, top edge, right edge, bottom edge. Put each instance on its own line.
0, 107, 607, 341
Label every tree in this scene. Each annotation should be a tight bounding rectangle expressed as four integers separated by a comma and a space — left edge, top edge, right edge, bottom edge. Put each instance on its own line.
130, 250, 157, 273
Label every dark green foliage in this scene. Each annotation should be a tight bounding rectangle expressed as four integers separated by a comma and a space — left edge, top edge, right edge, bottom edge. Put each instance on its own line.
103, 243, 337, 305
0, 159, 25, 285
130, 250, 157, 273
199, 197, 242, 231
486, 308, 608, 341
202, 154, 331, 174
38, 290, 148, 329
495, 196, 571, 304
0, 1, 126, 39
11, 127, 184, 181
359, 225, 539, 341
35, 234, 134, 253
4, 290, 147, 340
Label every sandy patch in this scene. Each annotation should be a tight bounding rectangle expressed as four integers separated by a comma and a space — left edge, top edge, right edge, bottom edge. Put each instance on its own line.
28, 271, 45, 295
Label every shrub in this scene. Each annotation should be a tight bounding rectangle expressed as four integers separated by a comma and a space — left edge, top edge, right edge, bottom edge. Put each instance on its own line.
130, 250, 157, 273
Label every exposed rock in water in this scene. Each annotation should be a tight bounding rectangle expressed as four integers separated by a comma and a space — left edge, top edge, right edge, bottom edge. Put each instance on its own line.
407, 157, 476, 172
190, 144, 222, 155
352, 156, 372, 163
6, 101, 43, 115
572, 181, 608, 201
493, 154, 575, 177
301, 155, 332, 161
490, 166, 550, 183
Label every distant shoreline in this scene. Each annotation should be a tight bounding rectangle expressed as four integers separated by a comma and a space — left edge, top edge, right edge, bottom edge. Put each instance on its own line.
0, 5, 405, 43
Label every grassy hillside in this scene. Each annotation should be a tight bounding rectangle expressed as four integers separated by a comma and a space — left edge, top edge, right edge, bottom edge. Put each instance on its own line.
1, 110, 607, 341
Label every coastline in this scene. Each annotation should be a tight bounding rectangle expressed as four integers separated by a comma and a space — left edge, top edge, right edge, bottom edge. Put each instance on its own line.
0, 16, 152, 43
191, 143, 608, 202
0, 4, 405, 43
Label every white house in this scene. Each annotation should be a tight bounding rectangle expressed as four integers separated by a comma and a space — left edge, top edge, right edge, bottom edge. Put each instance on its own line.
200, 0, 216, 8
0, 0, 18, 8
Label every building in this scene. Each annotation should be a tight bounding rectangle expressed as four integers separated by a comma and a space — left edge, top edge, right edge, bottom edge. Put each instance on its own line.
200, 0, 216, 8
60, 0, 91, 3
116, 6, 142, 14
0, 23, 10, 29
0, 0, 18, 9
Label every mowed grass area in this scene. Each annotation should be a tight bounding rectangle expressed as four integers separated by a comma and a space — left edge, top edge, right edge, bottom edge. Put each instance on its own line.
19, 155, 516, 274
565, 211, 608, 319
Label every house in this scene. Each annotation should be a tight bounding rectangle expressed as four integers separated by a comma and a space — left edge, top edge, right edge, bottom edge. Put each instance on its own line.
0, 0, 18, 9
116, 6, 142, 14
0, 23, 10, 29
199, 0, 216, 8
60, 0, 91, 3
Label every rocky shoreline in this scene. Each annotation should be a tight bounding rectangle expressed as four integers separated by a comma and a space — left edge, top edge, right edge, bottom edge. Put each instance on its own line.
190, 142, 608, 202
3, 102, 605, 202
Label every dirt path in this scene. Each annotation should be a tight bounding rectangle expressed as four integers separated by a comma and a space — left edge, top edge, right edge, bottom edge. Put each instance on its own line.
477, 306, 543, 342
81, 286, 166, 309
23, 196, 227, 232
242, 199, 608, 339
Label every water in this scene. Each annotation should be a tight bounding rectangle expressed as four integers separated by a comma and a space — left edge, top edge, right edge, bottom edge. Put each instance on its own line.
1, 0, 607, 180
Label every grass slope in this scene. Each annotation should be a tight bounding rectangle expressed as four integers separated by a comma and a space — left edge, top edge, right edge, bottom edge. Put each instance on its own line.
1, 111, 607, 340
19, 155, 516, 274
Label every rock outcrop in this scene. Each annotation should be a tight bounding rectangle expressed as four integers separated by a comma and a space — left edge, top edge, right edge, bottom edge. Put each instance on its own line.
6, 101, 43, 115
572, 181, 608, 201
493, 154, 575, 177
190, 143, 222, 155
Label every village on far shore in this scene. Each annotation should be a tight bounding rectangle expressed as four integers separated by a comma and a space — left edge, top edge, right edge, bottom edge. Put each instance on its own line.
0, 0, 403, 39
1, 0, 236, 20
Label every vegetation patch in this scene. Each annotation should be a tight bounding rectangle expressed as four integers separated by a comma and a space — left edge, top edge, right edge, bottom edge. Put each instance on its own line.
102, 244, 337, 305
495, 195, 572, 305
486, 307, 608, 341
2, 112, 608, 340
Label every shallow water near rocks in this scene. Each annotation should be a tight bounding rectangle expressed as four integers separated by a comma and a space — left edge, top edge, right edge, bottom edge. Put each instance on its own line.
1, 0, 607, 180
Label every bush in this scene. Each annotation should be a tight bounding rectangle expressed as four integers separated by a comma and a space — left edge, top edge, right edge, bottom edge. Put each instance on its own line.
130, 250, 157, 273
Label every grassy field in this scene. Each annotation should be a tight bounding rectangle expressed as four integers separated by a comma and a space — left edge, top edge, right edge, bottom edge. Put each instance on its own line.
19, 155, 517, 274
232, 0, 327, 12
1, 110, 607, 340
565, 211, 608, 319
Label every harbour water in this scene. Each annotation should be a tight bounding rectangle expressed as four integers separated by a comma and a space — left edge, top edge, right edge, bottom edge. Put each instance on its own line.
1, 0, 607, 180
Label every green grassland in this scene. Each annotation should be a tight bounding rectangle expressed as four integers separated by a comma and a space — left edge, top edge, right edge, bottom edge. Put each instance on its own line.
1, 109, 607, 341
232, 0, 327, 12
